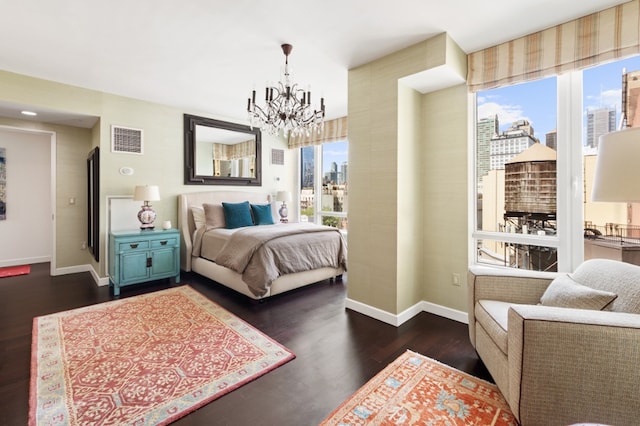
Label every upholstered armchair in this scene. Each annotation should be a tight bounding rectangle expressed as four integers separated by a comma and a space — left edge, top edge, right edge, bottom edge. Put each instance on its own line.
468, 258, 640, 426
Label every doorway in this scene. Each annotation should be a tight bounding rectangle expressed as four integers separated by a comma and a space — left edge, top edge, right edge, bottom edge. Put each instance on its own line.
0, 126, 55, 272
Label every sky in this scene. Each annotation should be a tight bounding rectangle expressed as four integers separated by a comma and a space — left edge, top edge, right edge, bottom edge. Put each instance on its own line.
322, 140, 348, 173
477, 55, 640, 141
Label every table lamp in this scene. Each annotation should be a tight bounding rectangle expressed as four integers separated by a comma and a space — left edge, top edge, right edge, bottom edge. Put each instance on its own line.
276, 191, 292, 223
592, 127, 640, 202
133, 185, 160, 229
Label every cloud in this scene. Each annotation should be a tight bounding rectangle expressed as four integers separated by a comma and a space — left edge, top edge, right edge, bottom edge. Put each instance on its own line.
477, 100, 530, 129
585, 88, 621, 111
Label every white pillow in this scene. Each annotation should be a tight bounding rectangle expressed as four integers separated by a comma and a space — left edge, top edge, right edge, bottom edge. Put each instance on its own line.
191, 206, 206, 229
540, 275, 617, 310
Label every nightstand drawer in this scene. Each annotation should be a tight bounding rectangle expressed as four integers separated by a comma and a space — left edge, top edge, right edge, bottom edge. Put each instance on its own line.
117, 240, 150, 252
151, 237, 178, 248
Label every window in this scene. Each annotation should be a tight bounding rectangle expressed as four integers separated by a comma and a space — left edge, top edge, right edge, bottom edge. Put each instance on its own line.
472, 55, 640, 273
299, 140, 348, 231
474, 77, 559, 271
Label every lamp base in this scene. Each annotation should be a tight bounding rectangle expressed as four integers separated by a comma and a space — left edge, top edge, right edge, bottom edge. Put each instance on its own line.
278, 203, 289, 223
138, 204, 156, 230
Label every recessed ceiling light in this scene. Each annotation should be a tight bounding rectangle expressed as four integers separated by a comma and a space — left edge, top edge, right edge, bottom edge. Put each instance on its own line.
21, 110, 37, 116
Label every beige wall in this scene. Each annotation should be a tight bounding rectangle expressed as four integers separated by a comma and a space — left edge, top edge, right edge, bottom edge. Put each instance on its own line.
0, 70, 291, 278
420, 84, 468, 312
348, 33, 468, 315
397, 84, 423, 312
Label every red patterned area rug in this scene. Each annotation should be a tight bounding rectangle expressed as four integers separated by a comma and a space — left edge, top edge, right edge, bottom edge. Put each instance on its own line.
29, 285, 295, 425
321, 350, 517, 425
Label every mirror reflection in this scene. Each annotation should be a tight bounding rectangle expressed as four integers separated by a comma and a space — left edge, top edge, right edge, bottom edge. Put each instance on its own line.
184, 114, 261, 186
194, 125, 256, 178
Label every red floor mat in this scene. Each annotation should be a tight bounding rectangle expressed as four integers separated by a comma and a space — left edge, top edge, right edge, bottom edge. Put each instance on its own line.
0, 264, 31, 278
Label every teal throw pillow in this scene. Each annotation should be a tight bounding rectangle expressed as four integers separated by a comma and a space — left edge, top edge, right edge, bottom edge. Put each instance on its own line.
222, 201, 253, 229
251, 203, 275, 225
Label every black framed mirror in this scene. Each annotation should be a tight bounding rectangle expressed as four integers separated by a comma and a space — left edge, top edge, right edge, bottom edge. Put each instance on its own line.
184, 114, 262, 186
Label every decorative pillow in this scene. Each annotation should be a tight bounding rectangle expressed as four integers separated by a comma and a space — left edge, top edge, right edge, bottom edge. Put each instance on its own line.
540, 274, 618, 310
203, 203, 226, 229
251, 203, 275, 225
221, 201, 254, 229
191, 206, 206, 229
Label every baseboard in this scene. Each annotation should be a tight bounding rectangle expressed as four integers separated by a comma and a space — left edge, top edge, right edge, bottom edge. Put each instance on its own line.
344, 298, 403, 326
53, 264, 108, 287
421, 301, 469, 324
0, 256, 50, 268
345, 298, 468, 327
53, 264, 93, 276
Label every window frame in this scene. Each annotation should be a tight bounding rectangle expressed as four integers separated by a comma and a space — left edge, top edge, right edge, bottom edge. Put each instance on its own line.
469, 72, 584, 274
297, 141, 348, 227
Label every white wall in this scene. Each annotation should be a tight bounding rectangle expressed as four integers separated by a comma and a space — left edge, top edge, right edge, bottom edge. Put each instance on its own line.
0, 128, 52, 266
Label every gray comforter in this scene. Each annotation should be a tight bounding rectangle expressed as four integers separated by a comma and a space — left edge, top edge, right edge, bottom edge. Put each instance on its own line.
206, 223, 347, 297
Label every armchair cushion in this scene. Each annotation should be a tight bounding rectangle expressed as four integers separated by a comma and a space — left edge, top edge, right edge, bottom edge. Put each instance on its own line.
540, 274, 617, 310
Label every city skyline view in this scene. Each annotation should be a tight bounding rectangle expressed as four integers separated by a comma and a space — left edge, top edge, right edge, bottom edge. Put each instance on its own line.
321, 140, 348, 173
301, 140, 349, 188
477, 55, 640, 142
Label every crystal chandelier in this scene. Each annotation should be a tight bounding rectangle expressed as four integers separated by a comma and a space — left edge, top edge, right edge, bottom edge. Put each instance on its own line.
247, 44, 325, 137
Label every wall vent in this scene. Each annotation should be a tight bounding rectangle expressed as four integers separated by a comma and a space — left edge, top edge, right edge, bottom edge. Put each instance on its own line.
111, 125, 143, 154
271, 148, 285, 165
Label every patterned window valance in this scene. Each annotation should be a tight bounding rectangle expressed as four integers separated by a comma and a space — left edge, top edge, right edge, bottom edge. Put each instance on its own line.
212, 139, 256, 160
468, 0, 640, 92
288, 116, 348, 149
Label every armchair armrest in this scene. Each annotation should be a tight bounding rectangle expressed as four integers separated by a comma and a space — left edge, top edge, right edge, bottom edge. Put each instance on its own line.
507, 305, 640, 425
467, 266, 554, 346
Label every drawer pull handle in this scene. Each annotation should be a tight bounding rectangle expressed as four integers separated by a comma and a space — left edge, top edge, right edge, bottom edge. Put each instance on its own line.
160, 240, 168, 245
129, 243, 139, 249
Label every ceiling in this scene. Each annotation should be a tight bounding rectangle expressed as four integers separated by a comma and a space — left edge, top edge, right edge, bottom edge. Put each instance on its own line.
0, 0, 628, 128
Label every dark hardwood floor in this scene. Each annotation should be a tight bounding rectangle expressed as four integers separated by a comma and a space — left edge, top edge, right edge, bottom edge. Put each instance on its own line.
0, 263, 491, 426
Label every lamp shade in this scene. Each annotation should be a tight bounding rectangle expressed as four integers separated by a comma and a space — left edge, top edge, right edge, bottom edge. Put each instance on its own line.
276, 191, 292, 202
592, 128, 640, 202
133, 185, 161, 202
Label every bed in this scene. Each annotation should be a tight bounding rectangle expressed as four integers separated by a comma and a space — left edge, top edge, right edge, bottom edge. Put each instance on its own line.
178, 190, 346, 299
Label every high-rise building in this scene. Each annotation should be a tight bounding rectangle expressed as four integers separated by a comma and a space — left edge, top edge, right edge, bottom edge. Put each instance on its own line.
622, 69, 640, 128
489, 120, 537, 170
477, 115, 499, 193
546, 129, 557, 150
339, 162, 348, 185
586, 107, 616, 148
301, 146, 314, 188
324, 161, 339, 184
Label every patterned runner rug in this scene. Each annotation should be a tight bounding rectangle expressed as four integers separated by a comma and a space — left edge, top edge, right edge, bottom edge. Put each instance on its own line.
29, 285, 295, 425
321, 350, 517, 425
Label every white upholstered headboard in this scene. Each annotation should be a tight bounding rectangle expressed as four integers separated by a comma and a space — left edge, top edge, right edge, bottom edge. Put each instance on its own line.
178, 191, 275, 271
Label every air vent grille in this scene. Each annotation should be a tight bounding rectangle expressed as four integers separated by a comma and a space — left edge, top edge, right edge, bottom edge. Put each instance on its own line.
271, 148, 284, 165
112, 125, 143, 154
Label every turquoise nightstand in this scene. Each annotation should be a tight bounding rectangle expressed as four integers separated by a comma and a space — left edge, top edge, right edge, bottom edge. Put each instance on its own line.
109, 229, 180, 296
